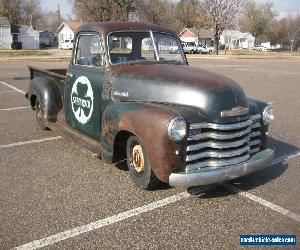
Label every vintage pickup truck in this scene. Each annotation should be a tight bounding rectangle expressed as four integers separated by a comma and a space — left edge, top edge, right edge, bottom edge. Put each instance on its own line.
26, 22, 274, 190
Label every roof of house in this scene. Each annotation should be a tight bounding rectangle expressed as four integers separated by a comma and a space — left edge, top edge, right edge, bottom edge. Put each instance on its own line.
11, 24, 39, 35
222, 30, 254, 39
179, 28, 214, 39
57, 21, 82, 32
0, 16, 10, 26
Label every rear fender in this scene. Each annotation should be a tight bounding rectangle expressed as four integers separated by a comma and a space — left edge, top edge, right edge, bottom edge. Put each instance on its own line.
28, 77, 63, 122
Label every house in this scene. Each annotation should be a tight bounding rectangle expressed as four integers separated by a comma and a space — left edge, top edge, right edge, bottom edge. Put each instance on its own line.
0, 16, 12, 49
57, 21, 82, 47
39, 30, 56, 47
179, 28, 214, 46
220, 30, 255, 49
11, 25, 40, 49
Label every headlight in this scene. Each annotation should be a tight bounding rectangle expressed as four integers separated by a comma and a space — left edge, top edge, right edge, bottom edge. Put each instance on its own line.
168, 116, 187, 142
262, 104, 274, 125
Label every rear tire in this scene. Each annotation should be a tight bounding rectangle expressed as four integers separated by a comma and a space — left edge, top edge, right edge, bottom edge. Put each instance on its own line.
126, 136, 160, 190
35, 98, 48, 130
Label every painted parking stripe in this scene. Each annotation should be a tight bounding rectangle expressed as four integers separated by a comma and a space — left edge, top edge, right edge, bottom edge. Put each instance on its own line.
12, 151, 300, 250
0, 106, 31, 111
0, 137, 62, 149
223, 183, 300, 222
0, 80, 26, 95
12, 192, 190, 250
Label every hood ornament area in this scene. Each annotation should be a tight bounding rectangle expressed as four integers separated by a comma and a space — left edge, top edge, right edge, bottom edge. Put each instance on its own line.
220, 106, 249, 118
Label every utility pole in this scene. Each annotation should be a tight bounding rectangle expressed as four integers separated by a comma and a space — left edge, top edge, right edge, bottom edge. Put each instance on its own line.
57, 4, 61, 23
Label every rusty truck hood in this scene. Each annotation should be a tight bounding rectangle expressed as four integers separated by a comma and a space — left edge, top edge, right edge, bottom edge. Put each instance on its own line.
109, 63, 248, 123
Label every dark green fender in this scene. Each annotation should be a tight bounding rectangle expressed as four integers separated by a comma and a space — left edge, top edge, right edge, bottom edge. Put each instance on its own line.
27, 77, 63, 122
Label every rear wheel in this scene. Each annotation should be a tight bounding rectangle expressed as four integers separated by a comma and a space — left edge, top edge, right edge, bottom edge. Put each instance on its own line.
126, 136, 160, 190
35, 98, 48, 130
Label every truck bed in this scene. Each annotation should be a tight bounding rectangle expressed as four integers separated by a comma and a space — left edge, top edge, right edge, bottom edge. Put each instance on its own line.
28, 66, 67, 81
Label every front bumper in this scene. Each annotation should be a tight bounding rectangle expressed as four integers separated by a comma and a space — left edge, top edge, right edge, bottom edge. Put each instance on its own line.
169, 149, 274, 187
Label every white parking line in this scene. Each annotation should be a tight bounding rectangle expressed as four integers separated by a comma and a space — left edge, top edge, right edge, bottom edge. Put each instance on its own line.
0, 106, 31, 111
223, 183, 300, 222
12, 192, 190, 250
12, 151, 300, 250
0, 137, 62, 149
0, 80, 26, 95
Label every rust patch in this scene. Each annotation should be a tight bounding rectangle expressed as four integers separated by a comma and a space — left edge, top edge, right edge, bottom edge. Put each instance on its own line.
119, 107, 187, 182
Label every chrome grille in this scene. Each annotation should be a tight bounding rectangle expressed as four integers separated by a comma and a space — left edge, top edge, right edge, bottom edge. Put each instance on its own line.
186, 114, 262, 172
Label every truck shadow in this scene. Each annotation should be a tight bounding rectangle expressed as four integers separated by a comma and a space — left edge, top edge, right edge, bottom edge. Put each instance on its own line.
190, 136, 299, 198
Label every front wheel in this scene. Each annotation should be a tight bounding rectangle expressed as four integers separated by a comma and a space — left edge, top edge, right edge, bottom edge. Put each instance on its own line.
126, 136, 160, 190
35, 98, 48, 130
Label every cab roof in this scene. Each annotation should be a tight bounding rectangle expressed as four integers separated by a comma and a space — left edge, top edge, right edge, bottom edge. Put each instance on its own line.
76, 21, 177, 36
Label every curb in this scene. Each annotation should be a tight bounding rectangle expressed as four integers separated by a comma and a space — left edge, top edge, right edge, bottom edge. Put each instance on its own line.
0, 56, 71, 62
186, 55, 300, 60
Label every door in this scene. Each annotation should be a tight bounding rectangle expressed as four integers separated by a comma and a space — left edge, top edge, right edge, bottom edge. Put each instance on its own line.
65, 33, 104, 140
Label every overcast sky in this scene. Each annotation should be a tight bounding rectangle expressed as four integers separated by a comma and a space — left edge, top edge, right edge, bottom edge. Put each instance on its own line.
40, 0, 300, 19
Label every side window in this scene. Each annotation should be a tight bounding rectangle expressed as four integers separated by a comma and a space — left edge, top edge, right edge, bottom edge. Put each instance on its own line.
141, 37, 155, 60
108, 35, 132, 63
75, 34, 103, 67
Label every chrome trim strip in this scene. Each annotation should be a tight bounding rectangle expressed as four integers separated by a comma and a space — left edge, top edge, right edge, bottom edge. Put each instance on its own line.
249, 147, 260, 154
186, 145, 250, 162
190, 119, 252, 130
188, 127, 251, 141
187, 136, 250, 151
251, 123, 261, 129
186, 154, 251, 171
250, 131, 261, 137
169, 149, 274, 187
250, 114, 261, 120
249, 140, 261, 146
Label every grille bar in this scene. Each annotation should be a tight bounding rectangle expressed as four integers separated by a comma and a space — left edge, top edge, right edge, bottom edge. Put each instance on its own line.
249, 140, 261, 147
186, 154, 250, 171
186, 145, 250, 162
187, 136, 250, 152
249, 147, 260, 154
188, 127, 251, 141
190, 119, 252, 130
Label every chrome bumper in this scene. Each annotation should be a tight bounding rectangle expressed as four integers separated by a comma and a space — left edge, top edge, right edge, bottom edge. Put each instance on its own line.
169, 149, 274, 187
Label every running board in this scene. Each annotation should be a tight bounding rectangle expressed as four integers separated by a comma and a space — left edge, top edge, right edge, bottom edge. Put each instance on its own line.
46, 122, 102, 158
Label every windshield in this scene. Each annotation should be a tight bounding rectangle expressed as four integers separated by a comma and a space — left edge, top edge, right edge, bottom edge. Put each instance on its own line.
108, 31, 185, 65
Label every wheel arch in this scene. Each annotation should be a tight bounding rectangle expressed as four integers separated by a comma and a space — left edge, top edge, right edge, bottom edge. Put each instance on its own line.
27, 77, 63, 122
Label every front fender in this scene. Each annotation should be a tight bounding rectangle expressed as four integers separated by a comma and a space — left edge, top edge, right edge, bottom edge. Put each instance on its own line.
101, 102, 187, 182
28, 77, 63, 122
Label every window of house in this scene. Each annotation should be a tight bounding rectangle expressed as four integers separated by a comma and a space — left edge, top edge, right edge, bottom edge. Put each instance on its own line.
75, 34, 103, 67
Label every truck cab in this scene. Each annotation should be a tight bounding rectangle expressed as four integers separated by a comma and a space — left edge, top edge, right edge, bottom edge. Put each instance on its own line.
26, 22, 274, 190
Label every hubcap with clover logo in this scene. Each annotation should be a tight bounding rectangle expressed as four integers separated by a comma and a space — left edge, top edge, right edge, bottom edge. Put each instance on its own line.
71, 76, 94, 124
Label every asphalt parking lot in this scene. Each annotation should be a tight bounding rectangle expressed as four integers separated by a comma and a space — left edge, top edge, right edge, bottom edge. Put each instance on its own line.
0, 58, 299, 249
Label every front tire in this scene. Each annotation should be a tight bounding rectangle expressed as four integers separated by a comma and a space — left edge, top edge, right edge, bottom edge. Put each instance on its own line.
35, 98, 48, 130
126, 136, 160, 190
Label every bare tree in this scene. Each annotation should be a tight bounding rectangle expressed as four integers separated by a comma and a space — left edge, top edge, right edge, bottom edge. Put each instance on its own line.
0, 0, 42, 28
176, 0, 201, 29
240, 0, 276, 43
202, 0, 243, 54
74, 0, 135, 22
286, 14, 300, 51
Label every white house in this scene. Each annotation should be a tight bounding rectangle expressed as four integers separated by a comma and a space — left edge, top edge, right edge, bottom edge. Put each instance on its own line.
11, 25, 40, 49
220, 30, 255, 49
57, 21, 82, 47
179, 28, 214, 46
0, 16, 12, 49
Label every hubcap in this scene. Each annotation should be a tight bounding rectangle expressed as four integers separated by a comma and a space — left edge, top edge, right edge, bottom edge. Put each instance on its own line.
132, 144, 144, 173
37, 103, 43, 120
